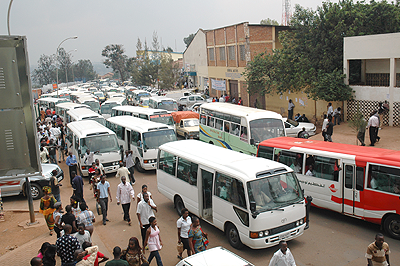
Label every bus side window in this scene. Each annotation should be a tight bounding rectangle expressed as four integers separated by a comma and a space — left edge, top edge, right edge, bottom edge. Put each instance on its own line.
159, 150, 176, 176
200, 115, 207, 125
215, 173, 246, 208
368, 164, 400, 194
240, 126, 248, 142
230, 123, 240, 136
116, 125, 124, 140
177, 157, 198, 186
313, 156, 335, 181
74, 137, 79, 151
224, 121, 230, 133
278, 150, 303, 174
131, 131, 140, 146
215, 119, 223, 131
356, 167, 364, 191
139, 114, 147, 120
207, 117, 214, 127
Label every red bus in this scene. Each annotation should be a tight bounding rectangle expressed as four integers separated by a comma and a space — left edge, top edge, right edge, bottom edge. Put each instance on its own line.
257, 137, 400, 239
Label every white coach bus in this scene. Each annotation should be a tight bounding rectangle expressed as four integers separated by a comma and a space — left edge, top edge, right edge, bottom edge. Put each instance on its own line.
106, 116, 177, 172
55, 102, 90, 124
111, 106, 175, 127
67, 108, 106, 126
157, 140, 307, 250
66, 120, 121, 176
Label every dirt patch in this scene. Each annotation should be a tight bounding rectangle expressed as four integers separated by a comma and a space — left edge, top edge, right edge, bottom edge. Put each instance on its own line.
0, 211, 48, 256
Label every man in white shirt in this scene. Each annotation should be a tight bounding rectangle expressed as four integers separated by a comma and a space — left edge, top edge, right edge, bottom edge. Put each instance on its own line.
219, 95, 225, 102
84, 149, 98, 166
327, 103, 334, 117
73, 223, 92, 247
367, 111, 380, 146
95, 158, 105, 175
124, 150, 135, 184
269, 240, 296, 266
321, 114, 329, 141
116, 162, 131, 183
116, 176, 135, 226
136, 193, 157, 246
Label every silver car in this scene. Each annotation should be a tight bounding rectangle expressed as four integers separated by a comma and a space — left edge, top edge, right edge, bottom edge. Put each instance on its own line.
283, 118, 316, 137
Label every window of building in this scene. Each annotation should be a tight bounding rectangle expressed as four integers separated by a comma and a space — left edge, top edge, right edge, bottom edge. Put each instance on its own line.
366, 73, 390, 87
239, 45, 246, 61
208, 48, 215, 61
228, 46, 235, 61
177, 157, 198, 186
158, 150, 176, 176
219, 47, 226, 61
215, 173, 246, 208
368, 164, 400, 194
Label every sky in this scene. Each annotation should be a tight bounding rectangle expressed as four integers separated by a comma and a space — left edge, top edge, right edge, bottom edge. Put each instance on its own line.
0, 0, 338, 68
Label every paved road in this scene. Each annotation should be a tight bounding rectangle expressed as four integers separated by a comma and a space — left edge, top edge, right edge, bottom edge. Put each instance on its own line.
3, 161, 400, 266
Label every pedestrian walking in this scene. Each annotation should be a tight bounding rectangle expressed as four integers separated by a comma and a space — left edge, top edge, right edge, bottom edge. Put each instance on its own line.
188, 216, 209, 254
40, 146, 49, 164
121, 237, 148, 266
88, 162, 97, 184
47, 140, 57, 164
116, 176, 135, 226
82, 241, 109, 265
144, 217, 164, 266
39, 186, 57, 236
62, 205, 78, 234
136, 185, 153, 206
177, 208, 192, 259
91, 169, 102, 198
53, 202, 63, 238
124, 150, 136, 184
287, 99, 295, 120
366, 233, 390, 266
95, 159, 105, 175
106, 246, 129, 266
136, 193, 157, 246
73, 223, 92, 247
326, 116, 334, 142
42, 244, 57, 266
77, 202, 95, 236
116, 162, 130, 183
72, 171, 85, 203
321, 114, 329, 141
50, 169, 62, 202
333, 107, 342, 125
97, 175, 112, 225
327, 102, 334, 117
268, 240, 296, 266
37, 242, 51, 260
238, 97, 243, 105
355, 113, 367, 146
367, 111, 380, 146
66, 152, 78, 185
56, 224, 81, 266
70, 195, 82, 218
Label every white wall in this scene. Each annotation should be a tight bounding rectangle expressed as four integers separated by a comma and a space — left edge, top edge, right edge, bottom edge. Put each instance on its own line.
366, 59, 390, 73
183, 29, 208, 79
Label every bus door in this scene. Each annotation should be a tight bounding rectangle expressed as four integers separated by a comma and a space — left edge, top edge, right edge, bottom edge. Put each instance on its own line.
199, 166, 214, 223
343, 164, 358, 215
126, 130, 131, 150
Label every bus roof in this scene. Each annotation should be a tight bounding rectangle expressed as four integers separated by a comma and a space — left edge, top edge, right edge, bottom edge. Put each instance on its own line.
103, 97, 126, 104
67, 108, 103, 119
67, 120, 114, 138
149, 96, 176, 102
56, 102, 90, 110
107, 116, 172, 132
38, 97, 68, 103
77, 96, 98, 102
112, 105, 168, 115
200, 102, 282, 121
260, 137, 400, 166
160, 140, 292, 181
133, 90, 150, 95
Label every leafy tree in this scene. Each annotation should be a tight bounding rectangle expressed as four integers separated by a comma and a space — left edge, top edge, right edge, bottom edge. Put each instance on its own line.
158, 54, 179, 90
56, 47, 73, 83
74, 59, 97, 81
101, 44, 128, 82
245, 0, 400, 101
183, 33, 195, 48
260, 18, 280, 25
32, 54, 56, 86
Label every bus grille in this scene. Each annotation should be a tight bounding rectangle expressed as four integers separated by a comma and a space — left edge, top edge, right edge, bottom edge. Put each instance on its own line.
269, 222, 296, 236
103, 162, 115, 167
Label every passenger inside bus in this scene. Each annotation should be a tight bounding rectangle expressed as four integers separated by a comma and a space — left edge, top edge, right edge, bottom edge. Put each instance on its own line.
306, 165, 315, 176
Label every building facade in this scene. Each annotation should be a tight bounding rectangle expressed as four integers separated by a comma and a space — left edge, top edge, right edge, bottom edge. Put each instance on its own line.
344, 33, 400, 126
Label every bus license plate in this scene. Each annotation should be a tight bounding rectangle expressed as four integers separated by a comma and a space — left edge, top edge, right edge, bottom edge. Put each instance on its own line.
279, 233, 290, 240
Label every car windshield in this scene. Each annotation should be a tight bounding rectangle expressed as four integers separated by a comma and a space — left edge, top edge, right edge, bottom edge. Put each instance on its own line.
249, 118, 285, 144
80, 134, 119, 154
158, 101, 178, 111
184, 119, 199, 127
141, 99, 149, 106
286, 119, 299, 127
149, 114, 174, 126
143, 129, 177, 150
94, 92, 104, 97
248, 172, 303, 212
101, 103, 119, 114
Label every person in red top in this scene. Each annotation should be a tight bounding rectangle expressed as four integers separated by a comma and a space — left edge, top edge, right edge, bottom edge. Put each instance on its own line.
333, 159, 342, 182
238, 97, 243, 105
88, 162, 97, 185
82, 241, 109, 266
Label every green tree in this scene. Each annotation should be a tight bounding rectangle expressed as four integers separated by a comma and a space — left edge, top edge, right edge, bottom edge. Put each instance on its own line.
56, 47, 73, 83
158, 53, 179, 90
260, 18, 280, 25
101, 44, 128, 82
32, 54, 56, 86
245, 0, 400, 101
74, 59, 97, 81
183, 33, 195, 48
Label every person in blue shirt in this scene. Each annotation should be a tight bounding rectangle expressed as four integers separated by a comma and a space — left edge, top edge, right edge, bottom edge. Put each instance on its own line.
97, 175, 112, 225
66, 151, 78, 186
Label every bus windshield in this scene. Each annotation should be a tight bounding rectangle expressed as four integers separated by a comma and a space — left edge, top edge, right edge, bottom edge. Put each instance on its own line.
158, 101, 178, 111
93, 117, 106, 126
143, 129, 177, 150
248, 172, 303, 212
184, 119, 199, 127
101, 103, 119, 114
80, 134, 119, 154
149, 114, 174, 126
249, 118, 285, 144
84, 101, 100, 112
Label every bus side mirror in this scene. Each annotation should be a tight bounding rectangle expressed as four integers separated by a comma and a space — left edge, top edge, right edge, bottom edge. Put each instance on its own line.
250, 201, 256, 212
250, 139, 255, 146
78, 149, 81, 155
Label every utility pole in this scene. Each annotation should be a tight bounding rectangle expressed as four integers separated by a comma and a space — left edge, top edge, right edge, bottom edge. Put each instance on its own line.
282, 0, 291, 26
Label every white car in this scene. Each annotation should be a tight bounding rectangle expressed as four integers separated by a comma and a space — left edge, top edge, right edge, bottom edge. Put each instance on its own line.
178, 95, 206, 107
283, 118, 316, 137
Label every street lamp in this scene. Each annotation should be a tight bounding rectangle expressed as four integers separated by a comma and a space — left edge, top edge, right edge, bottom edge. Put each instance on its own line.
7, 0, 14, 35
65, 49, 77, 89
56, 36, 78, 97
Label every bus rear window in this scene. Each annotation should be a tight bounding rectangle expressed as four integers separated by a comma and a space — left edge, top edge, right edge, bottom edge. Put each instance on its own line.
258, 146, 273, 160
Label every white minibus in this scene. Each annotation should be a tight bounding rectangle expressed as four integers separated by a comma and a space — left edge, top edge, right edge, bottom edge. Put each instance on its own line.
100, 97, 127, 119
77, 96, 100, 113
132, 90, 151, 106
55, 102, 90, 124
66, 120, 121, 176
148, 96, 178, 112
158, 140, 307, 249
67, 108, 106, 125
111, 106, 175, 126
106, 116, 177, 172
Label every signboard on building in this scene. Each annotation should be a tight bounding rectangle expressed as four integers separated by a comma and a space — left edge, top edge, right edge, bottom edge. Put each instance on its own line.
211, 79, 226, 91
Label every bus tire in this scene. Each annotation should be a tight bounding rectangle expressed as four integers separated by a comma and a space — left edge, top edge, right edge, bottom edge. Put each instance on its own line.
135, 158, 145, 173
184, 133, 189, 140
209, 141, 214, 145
174, 196, 185, 216
384, 214, 400, 239
30, 183, 43, 200
226, 223, 244, 249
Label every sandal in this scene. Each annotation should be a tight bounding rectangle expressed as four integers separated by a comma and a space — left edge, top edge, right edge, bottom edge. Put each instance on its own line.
177, 255, 183, 260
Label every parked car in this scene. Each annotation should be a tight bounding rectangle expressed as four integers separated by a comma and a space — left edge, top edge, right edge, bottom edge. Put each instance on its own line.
283, 118, 316, 137
175, 246, 254, 266
178, 95, 206, 108
0, 163, 64, 200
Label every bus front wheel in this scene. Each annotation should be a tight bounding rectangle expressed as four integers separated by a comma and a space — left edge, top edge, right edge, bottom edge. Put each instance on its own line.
174, 196, 185, 216
384, 214, 400, 239
226, 223, 244, 249
135, 158, 145, 173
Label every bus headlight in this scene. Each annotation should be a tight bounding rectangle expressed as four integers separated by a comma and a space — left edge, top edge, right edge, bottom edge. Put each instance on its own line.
264, 230, 269, 236
296, 221, 300, 227
258, 232, 264, 238
250, 230, 270, 239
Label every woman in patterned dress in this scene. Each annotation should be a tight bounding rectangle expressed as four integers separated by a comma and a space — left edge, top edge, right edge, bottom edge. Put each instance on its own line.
121, 237, 148, 266
188, 216, 209, 254
39, 186, 57, 235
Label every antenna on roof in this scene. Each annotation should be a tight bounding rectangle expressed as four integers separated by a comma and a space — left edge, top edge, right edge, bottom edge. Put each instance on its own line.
282, 0, 291, 26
